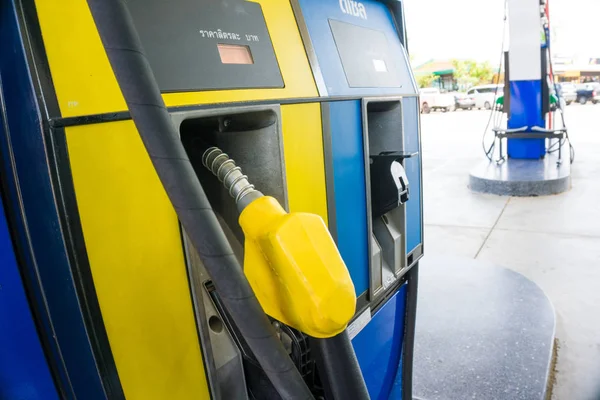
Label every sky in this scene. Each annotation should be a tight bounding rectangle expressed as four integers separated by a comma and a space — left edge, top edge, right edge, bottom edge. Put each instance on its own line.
404, 0, 600, 66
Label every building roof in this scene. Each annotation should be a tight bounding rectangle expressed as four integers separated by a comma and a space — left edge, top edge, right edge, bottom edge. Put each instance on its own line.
413, 59, 455, 76
553, 64, 600, 73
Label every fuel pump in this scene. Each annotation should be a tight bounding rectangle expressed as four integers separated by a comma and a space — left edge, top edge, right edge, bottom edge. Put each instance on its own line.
470, 0, 571, 196
0, 0, 422, 398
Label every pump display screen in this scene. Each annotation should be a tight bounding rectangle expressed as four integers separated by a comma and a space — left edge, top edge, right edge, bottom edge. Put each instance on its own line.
217, 44, 254, 65
329, 20, 401, 88
126, 0, 283, 92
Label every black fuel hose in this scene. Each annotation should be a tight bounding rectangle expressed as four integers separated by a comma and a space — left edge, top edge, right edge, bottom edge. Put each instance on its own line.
310, 332, 370, 400
401, 265, 419, 400
85, 1, 314, 398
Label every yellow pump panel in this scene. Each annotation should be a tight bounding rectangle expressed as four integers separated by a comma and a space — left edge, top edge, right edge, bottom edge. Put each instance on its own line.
33, 0, 329, 394
281, 103, 328, 223
66, 121, 210, 399
33, 0, 318, 117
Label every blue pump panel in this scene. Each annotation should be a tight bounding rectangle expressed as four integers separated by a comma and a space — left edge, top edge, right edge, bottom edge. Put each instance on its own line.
297, 0, 416, 97
352, 283, 407, 400
296, 2, 419, 393
507, 80, 545, 159
326, 99, 422, 296
298, 0, 423, 265
0, 188, 58, 399
402, 97, 423, 253
328, 100, 370, 296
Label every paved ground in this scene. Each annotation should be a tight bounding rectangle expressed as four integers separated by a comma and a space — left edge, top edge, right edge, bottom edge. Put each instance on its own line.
421, 105, 600, 400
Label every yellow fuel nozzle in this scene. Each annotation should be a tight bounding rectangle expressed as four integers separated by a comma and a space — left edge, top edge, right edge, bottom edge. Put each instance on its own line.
239, 196, 356, 338
203, 147, 356, 338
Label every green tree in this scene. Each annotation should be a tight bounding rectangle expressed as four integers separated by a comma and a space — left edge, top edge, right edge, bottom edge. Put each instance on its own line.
471, 61, 495, 84
451, 59, 496, 90
416, 74, 436, 88
452, 60, 477, 89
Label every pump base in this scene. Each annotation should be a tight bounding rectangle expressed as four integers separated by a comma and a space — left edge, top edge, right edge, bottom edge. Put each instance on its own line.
469, 154, 570, 196
413, 256, 556, 400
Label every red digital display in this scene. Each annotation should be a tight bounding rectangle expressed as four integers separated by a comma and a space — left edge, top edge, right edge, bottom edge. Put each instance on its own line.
217, 44, 254, 64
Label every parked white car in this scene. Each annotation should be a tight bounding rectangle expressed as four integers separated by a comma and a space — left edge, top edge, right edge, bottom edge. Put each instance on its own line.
557, 83, 577, 105
419, 88, 455, 113
466, 84, 503, 110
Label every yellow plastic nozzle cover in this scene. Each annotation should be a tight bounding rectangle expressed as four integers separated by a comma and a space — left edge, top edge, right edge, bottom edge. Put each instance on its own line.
239, 196, 356, 338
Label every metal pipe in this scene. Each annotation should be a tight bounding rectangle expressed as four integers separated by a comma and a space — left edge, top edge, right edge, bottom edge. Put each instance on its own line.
201, 147, 263, 212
